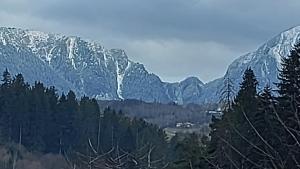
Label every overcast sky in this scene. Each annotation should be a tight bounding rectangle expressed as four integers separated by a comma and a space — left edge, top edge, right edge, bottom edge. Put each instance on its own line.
1, 0, 300, 82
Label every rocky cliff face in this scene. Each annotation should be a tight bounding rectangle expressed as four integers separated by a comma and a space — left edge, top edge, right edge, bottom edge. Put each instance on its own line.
0, 27, 204, 104
0, 26, 299, 104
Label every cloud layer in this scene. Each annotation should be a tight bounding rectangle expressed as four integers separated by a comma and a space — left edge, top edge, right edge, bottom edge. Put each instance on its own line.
1, 0, 300, 82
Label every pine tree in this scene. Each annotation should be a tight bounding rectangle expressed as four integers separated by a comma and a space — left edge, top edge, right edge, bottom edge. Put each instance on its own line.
10, 74, 30, 145
1, 68, 12, 88
208, 113, 234, 169
245, 85, 284, 168
43, 86, 59, 153
27, 82, 48, 151
76, 96, 100, 154
231, 68, 260, 168
276, 44, 300, 124
0, 69, 13, 142
64, 90, 78, 149
56, 93, 67, 154
275, 43, 300, 168
208, 68, 260, 169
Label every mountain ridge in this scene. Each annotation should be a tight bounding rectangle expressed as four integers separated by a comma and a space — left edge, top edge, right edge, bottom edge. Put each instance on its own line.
199, 26, 300, 103
0, 26, 300, 104
0, 27, 205, 104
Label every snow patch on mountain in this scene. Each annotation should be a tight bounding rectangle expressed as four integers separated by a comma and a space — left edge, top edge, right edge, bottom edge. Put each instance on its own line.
0, 32, 6, 46
67, 37, 77, 69
199, 26, 300, 103
1, 26, 300, 104
116, 62, 123, 99
0, 27, 207, 104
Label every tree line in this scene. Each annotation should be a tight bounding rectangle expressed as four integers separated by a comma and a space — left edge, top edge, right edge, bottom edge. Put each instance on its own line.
0, 69, 169, 168
165, 43, 300, 169
203, 43, 300, 169
2, 42, 300, 169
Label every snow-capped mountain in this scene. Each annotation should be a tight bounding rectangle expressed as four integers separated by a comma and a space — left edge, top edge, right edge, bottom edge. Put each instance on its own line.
0, 27, 204, 104
0, 26, 299, 104
200, 26, 300, 103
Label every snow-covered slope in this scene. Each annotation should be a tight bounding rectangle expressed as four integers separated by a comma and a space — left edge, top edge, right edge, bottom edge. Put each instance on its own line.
200, 26, 300, 103
0, 26, 300, 104
0, 27, 203, 104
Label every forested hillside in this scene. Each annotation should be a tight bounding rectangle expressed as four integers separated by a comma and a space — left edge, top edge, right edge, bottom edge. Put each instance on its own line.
205, 43, 300, 169
2, 43, 300, 169
0, 70, 170, 168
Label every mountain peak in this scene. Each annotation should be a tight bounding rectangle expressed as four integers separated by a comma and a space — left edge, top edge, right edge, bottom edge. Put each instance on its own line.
202, 26, 300, 104
2, 26, 298, 105
0, 26, 206, 104
181, 77, 204, 86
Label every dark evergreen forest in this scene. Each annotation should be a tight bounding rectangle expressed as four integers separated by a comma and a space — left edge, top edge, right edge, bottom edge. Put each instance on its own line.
2, 43, 300, 169
206, 44, 300, 169
0, 69, 169, 168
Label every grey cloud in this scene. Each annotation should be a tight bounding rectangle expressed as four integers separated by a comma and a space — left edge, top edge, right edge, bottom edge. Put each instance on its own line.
121, 39, 241, 82
1, 0, 300, 82
30, 0, 300, 45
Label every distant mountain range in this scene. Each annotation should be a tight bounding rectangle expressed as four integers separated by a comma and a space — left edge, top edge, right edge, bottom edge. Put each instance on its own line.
0, 26, 299, 104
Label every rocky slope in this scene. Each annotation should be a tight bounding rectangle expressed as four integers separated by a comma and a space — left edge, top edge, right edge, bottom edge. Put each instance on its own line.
200, 26, 300, 103
0, 27, 204, 104
0, 26, 299, 104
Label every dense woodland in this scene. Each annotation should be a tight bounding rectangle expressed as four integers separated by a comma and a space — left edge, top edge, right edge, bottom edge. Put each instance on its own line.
2, 43, 300, 169
0, 69, 169, 168
206, 43, 300, 169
